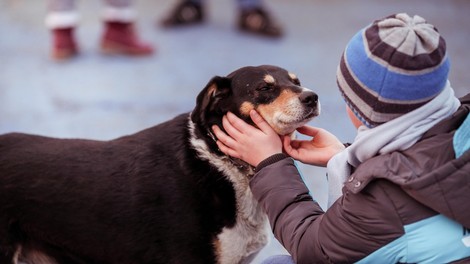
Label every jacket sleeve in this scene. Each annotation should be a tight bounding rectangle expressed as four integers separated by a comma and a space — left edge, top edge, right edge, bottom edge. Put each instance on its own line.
250, 157, 329, 263
250, 157, 404, 263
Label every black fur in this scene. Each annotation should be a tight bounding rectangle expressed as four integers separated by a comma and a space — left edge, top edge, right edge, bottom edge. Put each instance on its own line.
0, 65, 318, 264
0, 115, 236, 264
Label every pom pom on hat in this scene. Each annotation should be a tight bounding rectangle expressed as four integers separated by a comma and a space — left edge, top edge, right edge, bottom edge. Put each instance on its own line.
337, 13, 450, 127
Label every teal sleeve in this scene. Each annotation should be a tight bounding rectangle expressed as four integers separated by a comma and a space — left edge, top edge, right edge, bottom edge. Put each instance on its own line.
453, 113, 470, 158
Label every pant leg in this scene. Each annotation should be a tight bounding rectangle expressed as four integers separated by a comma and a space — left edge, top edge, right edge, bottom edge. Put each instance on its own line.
236, 0, 262, 9
103, 0, 133, 8
47, 0, 76, 11
102, 0, 135, 22
260, 255, 295, 264
45, 0, 79, 29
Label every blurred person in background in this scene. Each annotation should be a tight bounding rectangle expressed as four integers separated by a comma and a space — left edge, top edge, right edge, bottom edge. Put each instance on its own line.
160, 0, 282, 38
213, 13, 470, 263
46, 0, 154, 60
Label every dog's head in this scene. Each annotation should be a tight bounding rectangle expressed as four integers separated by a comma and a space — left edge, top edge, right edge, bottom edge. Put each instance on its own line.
191, 65, 320, 144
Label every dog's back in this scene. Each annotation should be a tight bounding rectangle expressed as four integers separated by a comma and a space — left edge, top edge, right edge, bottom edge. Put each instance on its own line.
0, 114, 237, 264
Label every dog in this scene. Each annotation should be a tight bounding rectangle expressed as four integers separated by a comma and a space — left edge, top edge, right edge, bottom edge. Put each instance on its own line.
0, 65, 320, 264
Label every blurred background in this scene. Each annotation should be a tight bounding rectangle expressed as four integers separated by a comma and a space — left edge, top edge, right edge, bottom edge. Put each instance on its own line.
1, 0, 469, 262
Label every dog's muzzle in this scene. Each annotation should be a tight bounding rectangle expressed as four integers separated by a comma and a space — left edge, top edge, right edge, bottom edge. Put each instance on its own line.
299, 90, 318, 109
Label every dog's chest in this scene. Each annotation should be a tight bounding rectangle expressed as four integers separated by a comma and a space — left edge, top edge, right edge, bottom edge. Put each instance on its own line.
188, 121, 270, 264
215, 184, 269, 264
197, 152, 269, 264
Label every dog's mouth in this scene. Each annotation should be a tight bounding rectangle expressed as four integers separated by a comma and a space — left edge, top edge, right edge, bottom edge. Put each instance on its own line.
268, 106, 320, 135
279, 109, 316, 124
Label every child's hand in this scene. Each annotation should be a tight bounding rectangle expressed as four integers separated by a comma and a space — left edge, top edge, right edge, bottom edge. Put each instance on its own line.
283, 126, 345, 167
212, 110, 282, 167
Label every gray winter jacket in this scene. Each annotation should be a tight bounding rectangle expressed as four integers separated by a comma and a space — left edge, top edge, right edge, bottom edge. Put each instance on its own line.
250, 94, 470, 263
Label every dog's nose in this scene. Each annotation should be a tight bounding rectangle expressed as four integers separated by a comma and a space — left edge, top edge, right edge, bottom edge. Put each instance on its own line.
299, 91, 318, 107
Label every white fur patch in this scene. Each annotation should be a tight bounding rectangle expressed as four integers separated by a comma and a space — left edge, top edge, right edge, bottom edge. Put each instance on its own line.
13, 245, 21, 264
187, 117, 269, 264
15, 246, 58, 264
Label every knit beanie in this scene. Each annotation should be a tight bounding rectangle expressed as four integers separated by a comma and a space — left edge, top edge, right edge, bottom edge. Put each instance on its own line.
337, 13, 450, 127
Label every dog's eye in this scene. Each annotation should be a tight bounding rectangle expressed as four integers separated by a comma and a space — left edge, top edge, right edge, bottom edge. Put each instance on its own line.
293, 79, 301, 85
257, 86, 272, 92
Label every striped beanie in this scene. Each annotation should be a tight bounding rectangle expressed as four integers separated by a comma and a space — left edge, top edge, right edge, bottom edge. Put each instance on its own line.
337, 13, 450, 127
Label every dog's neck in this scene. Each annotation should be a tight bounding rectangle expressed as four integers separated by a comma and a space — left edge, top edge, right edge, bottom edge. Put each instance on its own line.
205, 126, 255, 175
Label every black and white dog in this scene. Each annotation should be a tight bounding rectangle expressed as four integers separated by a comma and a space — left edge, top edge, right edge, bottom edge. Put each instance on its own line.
0, 65, 319, 264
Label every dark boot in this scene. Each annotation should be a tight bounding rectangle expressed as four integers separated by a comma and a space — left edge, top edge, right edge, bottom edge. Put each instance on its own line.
51, 27, 79, 60
161, 1, 204, 27
238, 8, 283, 38
100, 21, 154, 56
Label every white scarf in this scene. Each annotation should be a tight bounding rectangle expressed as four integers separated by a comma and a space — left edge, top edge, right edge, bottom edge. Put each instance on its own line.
326, 82, 461, 208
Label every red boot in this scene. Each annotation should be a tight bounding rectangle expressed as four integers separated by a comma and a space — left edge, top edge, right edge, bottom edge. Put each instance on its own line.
51, 27, 79, 60
100, 21, 154, 56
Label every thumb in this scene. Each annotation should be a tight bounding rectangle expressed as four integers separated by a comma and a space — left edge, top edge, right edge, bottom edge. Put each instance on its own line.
250, 110, 273, 134
283, 135, 300, 159
282, 135, 293, 153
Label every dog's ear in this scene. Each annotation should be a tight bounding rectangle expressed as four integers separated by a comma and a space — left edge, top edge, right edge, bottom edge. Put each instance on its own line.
191, 76, 232, 126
